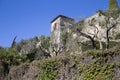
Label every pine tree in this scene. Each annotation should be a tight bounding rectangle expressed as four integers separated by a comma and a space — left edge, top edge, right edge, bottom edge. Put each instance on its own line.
108, 0, 119, 11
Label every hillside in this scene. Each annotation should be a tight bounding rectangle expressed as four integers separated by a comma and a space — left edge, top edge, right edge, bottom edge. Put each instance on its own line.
0, 45, 120, 80
0, 0, 120, 80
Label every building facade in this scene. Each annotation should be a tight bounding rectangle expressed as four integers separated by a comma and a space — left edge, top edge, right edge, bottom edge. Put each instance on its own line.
50, 15, 75, 48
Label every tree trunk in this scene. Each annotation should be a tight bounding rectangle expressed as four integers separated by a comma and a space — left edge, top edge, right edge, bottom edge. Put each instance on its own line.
99, 40, 103, 50
76, 29, 97, 49
106, 30, 109, 49
11, 36, 17, 48
89, 37, 97, 49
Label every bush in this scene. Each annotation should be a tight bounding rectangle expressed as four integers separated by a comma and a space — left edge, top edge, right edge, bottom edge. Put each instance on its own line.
0, 48, 28, 65
39, 58, 59, 80
40, 35, 50, 49
78, 63, 115, 80
0, 49, 8, 61
115, 33, 120, 39
108, 0, 119, 11
61, 31, 69, 46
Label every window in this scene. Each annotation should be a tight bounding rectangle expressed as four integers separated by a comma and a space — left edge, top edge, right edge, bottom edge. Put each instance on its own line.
53, 23, 57, 30
60, 22, 65, 26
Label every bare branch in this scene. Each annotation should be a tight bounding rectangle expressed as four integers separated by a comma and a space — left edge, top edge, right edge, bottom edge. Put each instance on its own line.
51, 44, 64, 56
76, 28, 97, 49
104, 17, 118, 49
38, 41, 50, 54
77, 41, 89, 46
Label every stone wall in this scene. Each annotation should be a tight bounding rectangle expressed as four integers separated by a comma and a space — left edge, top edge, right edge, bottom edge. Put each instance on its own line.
51, 16, 74, 47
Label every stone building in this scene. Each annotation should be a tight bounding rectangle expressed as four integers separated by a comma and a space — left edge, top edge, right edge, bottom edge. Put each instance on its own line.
50, 15, 75, 48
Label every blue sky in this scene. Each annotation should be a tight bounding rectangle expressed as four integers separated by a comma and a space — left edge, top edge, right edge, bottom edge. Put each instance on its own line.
0, 0, 120, 47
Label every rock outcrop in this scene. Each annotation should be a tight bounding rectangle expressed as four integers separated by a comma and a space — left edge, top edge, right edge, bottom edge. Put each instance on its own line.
7, 61, 40, 80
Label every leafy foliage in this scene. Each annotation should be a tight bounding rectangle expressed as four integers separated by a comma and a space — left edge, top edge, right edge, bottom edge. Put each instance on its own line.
40, 35, 50, 49
79, 63, 115, 80
0, 48, 27, 65
14, 37, 39, 54
115, 33, 120, 39
39, 58, 59, 80
37, 46, 120, 80
61, 30, 72, 46
109, 0, 119, 11
80, 41, 118, 52
107, 9, 120, 19
77, 45, 120, 80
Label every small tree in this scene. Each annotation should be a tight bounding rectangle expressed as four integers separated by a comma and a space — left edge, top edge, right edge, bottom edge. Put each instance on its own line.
105, 17, 117, 49
76, 28, 97, 49
108, 0, 119, 11
99, 13, 118, 49
11, 36, 17, 48
75, 18, 99, 50
51, 44, 64, 56
38, 35, 51, 57
39, 35, 50, 49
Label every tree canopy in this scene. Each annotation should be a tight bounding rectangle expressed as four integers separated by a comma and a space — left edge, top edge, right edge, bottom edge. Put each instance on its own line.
108, 0, 119, 11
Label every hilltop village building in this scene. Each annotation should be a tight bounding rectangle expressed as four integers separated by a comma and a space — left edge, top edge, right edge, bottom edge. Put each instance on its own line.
50, 15, 75, 48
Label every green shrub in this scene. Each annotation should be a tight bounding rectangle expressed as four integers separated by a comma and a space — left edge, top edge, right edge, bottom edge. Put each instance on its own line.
39, 59, 59, 80
109, 41, 118, 48
61, 30, 72, 46
81, 41, 93, 51
115, 33, 120, 39
78, 63, 115, 80
108, 0, 119, 11
0, 48, 28, 65
78, 63, 84, 73
39, 35, 50, 49
0, 49, 8, 61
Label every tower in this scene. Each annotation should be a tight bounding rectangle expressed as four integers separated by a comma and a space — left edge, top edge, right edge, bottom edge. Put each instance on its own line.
50, 15, 74, 48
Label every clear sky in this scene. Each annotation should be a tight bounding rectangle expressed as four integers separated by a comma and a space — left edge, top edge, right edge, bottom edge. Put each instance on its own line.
0, 0, 120, 47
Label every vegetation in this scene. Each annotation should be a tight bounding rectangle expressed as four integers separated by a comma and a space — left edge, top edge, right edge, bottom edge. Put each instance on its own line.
0, 35, 52, 65
78, 45, 120, 80
115, 33, 120, 39
61, 31, 69, 46
0, 48, 27, 65
0, 44, 119, 80
108, 0, 119, 11
61, 30, 72, 46
39, 58, 59, 80
0, 0, 120, 80
79, 63, 115, 80
39, 35, 50, 49
35, 45, 120, 80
